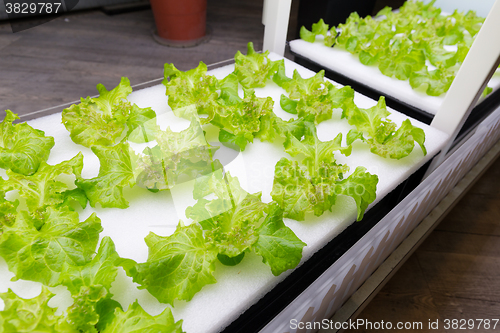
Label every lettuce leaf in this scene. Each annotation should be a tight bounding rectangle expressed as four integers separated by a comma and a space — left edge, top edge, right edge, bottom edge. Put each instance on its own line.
378, 38, 425, 80
61, 238, 121, 295
409, 67, 454, 96
4, 153, 84, 222
0, 287, 77, 332
0, 185, 18, 233
0, 110, 54, 176
271, 159, 377, 221
63, 286, 112, 333
277, 69, 355, 124
186, 170, 305, 275
301, 18, 329, 43
0, 206, 102, 286
163, 62, 220, 123
59, 237, 122, 333
132, 117, 221, 191
300, 19, 336, 47
217, 72, 242, 107
283, 122, 352, 175
270, 159, 318, 221
252, 202, 306, 275
126, 104, 160, 144
102, 301, 183, 333
129, 222, 218, 305
271, 122, 377, 220
334, 166, 379, 221
343, 97, 427, 159
234, 42, 281, 88
170, 71, 276, 151
76, 142, 135, 208
256, 113, 306, 142
271, 158, 341, 220
0, 286, 182, 333
215, 88, 274, 151
164, 63, 276, 151
186, 171, 267, 258
62, 78, 157, 147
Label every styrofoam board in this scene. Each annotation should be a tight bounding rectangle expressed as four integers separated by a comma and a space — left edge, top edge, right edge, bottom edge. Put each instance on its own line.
0, 54, 449, 333
422, 0, 495, 18
289, 38, 500, 116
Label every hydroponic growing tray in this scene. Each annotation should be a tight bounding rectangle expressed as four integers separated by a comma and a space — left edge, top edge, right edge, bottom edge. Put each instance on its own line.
0, 54, 449, 333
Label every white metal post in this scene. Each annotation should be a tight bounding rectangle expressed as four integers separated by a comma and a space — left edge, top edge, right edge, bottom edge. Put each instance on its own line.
425, 0, 500, 175
262, 0, 292, 56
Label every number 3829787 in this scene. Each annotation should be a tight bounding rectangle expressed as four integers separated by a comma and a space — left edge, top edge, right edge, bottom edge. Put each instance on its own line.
5, 2, 62, 14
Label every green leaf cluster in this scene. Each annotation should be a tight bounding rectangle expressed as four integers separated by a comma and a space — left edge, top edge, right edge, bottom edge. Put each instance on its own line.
0, 286, 184, 333
0, 206, 102, 287
58, 236, 122, 332
0, 192, 183, 331
62, 77, 158, 147
233, 42, 282, 88
1, 152, 86, 228
0, 185, 18, 233
0, 287, 78, 332
132, 116, 222, 192
164, 62, 276, 151
101, 301, 183, 333
0, 110, 185, 331
163, 62, 221, 123
58, 78, 162, 209
301, 1, 490, 96
343, 97, 427, 159
0, 110, 54, 176
275, 69, 355, 124
300, 19, 337, 47
76, 116, 222, 208
76, 142, 135, 209
127, 170, 306, 305
69, 90, 222, 209
256, 113, 307, 142
215, 84, 274, 151
0, 203, 183, 331
271, 122, 378, 221
126, 221, 218, 305
191, 171, 306, 273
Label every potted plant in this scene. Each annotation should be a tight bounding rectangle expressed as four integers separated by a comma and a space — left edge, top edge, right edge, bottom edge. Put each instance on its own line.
150, 0, 210, 47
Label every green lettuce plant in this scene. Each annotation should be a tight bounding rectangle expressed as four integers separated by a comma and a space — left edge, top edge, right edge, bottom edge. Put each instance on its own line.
274, 68, 355, 124
62, 77, 158, 147
0, 110, 54, 175
271, 122, 378, 221
343, 97, 427, 159
126, 170, 306, 305
301, 1, 490, 96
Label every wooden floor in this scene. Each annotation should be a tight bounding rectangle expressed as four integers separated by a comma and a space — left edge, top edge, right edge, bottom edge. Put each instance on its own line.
0, 0, 287, 116
344, 156, 500, 333
345, 154, 500, 333
1, 1, 499, 331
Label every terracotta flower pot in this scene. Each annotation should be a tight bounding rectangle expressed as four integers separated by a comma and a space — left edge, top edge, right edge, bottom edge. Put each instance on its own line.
150, 0, 209, 46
